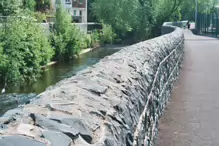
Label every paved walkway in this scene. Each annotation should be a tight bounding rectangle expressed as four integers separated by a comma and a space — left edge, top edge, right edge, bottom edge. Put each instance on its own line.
157, 30, 219, 146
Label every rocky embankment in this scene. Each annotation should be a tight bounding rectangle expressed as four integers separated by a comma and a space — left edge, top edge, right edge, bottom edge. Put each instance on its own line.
0, 26, 184, 146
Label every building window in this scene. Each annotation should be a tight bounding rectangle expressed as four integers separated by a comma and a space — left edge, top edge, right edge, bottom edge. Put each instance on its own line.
74, 10, 77, 16
55, 0, 59, 4
80, 10, 82, 16
79, 0, 84, 4
65, 0, 71, 4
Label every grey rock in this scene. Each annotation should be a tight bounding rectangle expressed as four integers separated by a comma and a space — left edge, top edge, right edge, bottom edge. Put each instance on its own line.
0, 135, 46, 146
0, 108, 26, 125
0, 26, 184, 146
2, 108, 24, 118
78, 80, 108, 95
42, 131, 72, 146
61, 118, 92, 143
0, 124, 8, 130
73, 135, 91, 146
0, 139, 13, 146
104, 137, 117, 146
34, 114, 93, 143
33, 114, 78, 139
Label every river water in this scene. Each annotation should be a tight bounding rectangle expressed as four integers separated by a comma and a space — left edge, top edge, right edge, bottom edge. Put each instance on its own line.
0, 46, 121, 115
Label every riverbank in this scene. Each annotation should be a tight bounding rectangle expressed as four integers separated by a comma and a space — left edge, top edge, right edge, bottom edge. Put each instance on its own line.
42, 45, 125, 69
0, 45, 124, 116
0, 46, 121, 93
41, 48, 94, 69
0, 27, 184, 145
41, 61, 57, 69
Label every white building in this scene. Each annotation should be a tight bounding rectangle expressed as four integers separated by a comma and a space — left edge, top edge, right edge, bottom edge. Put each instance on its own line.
51, 0, 88, 23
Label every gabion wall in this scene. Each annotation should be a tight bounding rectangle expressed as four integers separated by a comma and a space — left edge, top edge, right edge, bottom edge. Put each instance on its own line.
0, 26, 184, 146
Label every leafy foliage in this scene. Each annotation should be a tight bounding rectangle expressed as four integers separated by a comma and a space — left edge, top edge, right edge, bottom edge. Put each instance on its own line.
0, 0, 36, 16
92, 0, 138, 38
180, 0, 216, 20
51, 0, 87, 60
92, 0, 157, 40
90, 30, 100, 48
100, 24, 116, 44
35, 0, 51, 12
0, 44, 8, 83
0, 16, 54, 83
0, 0, 23, 16
34, 11, 47, 22
52, 2, 116, 60
92, 0, 216, 39
23, 0, 36, 11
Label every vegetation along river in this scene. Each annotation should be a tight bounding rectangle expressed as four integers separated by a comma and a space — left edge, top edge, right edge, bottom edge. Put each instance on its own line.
0, 46, 122, 116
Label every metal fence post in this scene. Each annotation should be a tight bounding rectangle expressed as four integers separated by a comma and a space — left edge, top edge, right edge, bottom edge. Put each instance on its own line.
195, 0, 198, 30
216, 12, 219, 37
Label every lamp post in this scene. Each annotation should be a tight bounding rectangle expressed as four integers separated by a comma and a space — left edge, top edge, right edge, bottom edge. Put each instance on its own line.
195, 0, 198, 30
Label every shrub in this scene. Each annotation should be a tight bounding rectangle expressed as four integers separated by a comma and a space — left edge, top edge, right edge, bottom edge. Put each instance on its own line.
0, 44, 8, 83
0, 0, 23, 16
52, 0, 87, 60
100, 24, 116, 44
89, 24, 116, 48
35, 0, 51, 12
23, 0, 36, 11
85, 34, 92, 48
34, 12, 47, 22
0, 16, 54, 83
90, 30, 100, 48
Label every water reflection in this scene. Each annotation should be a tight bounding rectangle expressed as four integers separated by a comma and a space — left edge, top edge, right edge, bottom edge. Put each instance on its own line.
0, 46, 120, 115
3, 47, 119, 94
0, 93, 37, 116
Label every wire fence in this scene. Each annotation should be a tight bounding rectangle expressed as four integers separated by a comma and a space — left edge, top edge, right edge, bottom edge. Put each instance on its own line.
133, 38, 184, 146
196, 11, 219, 38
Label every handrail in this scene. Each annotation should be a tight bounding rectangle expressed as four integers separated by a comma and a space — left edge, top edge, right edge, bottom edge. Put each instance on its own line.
133, 38, 184, 145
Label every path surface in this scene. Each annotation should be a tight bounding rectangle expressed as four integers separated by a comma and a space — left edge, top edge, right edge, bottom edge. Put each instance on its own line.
157, 30, 219, 146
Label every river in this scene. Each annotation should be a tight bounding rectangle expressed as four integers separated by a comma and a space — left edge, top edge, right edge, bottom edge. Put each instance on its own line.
0, 46, 121, 116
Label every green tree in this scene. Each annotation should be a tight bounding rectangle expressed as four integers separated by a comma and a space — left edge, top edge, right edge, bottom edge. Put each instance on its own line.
0, 0, 23, 16
92, 0, 217, 39
35, 0, 51, 12
0, 0, 37, 16
87, 0, 97, 22
134, 0, 154, 39
0, 16, 54, 83
91, 0, 184, 40
92, 0, 138, 37
52, 0, 87, 60
99, 24, 116, 44
180, 0, 216, 20
55, 0, 72, 34
23, 0, 36, 11
0, 44, 8, 83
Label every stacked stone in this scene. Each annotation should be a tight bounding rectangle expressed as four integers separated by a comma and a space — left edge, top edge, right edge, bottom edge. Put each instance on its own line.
0, 26, 184, 146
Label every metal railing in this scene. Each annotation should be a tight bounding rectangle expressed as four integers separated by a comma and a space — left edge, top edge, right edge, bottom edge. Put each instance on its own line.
196, 11, 219, 38
133, 38, 184, 146
0, 16, 102, 34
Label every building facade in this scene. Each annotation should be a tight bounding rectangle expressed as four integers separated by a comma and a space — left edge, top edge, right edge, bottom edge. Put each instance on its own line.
52, 0, 87, 23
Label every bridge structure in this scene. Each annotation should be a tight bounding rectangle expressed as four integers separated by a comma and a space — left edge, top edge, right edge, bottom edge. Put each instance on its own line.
0, 23, 218, 146
157, 30, 219, 146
